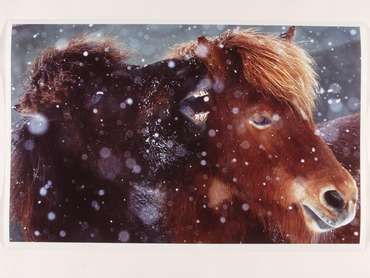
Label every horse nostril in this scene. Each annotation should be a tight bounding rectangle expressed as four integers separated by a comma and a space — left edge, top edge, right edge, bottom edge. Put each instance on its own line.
323, 190, 345, 210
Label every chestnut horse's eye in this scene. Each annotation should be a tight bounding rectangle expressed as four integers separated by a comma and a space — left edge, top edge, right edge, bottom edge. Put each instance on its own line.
249, 113, 272, 129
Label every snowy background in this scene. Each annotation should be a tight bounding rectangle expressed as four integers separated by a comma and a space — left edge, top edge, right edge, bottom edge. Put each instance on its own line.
11, 25, 361, 124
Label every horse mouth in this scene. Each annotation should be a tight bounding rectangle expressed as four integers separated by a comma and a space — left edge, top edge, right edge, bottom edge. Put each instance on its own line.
302, 199, 357, 233
302, 205, 335, 232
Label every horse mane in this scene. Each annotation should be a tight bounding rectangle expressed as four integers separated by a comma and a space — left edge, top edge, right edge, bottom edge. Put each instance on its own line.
17, 37, 129, 114
168, 29, 318, 123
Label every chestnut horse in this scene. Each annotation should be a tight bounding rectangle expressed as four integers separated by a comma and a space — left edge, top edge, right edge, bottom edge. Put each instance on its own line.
164, 29, 358, 243
11, 28, 358, 243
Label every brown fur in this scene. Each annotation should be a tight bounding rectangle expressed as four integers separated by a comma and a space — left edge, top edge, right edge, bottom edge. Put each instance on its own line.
11, 37, 209, 242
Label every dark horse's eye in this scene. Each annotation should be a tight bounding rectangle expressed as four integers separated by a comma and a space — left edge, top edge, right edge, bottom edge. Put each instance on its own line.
249, 113, 273, 129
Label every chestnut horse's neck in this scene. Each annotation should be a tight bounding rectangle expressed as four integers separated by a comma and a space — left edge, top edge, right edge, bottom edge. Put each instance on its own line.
164, 168, 269, 243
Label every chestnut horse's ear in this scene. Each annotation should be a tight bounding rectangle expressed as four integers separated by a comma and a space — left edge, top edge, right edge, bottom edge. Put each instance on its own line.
195, 36, 227, 92
280, 26, 296, 41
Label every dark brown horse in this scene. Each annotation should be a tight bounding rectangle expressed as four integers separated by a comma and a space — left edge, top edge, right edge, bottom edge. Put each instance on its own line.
164, 29, 358, 243
11, 38, 211, 242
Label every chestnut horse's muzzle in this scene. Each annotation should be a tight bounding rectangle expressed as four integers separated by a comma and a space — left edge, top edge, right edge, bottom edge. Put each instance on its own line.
301, 179, 358, 233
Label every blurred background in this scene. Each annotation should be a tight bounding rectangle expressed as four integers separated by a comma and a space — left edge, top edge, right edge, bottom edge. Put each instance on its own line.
11, 24, 361, 125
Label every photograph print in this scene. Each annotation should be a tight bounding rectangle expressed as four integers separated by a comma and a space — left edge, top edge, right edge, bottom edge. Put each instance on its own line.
10, 24, 361, 243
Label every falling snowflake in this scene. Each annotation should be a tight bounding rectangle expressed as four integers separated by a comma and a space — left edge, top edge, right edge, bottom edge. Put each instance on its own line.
242, 203, 250, 211
99, 147, 111, 159
27, 114, 49, 135
208, 129, 216, 137
47, 211, 56, 221
118, 230, 130, 242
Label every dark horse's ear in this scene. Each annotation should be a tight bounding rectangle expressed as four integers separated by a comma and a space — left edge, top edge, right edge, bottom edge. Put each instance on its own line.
280, 26, 296, 41
195, 36, 228, 92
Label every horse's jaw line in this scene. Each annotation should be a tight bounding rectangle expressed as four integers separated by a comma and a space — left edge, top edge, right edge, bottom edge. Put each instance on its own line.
301, 202, 357, 233
302, 204, 334, 232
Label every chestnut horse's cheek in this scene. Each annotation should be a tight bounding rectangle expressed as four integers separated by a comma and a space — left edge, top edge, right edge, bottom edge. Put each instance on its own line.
267, 168, 298, 204
242, 129, 281, 155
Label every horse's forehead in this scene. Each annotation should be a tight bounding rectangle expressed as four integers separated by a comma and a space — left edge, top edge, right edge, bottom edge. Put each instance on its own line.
212, 82, 307, 116
213, 89, 284, 112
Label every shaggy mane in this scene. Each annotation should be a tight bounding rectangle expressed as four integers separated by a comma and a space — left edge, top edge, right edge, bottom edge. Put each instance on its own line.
18, 37, 129, 114
168, 29, 318, 122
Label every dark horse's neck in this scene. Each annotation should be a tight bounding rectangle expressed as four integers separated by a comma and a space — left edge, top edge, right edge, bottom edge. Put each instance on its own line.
12, 123, 143, 242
